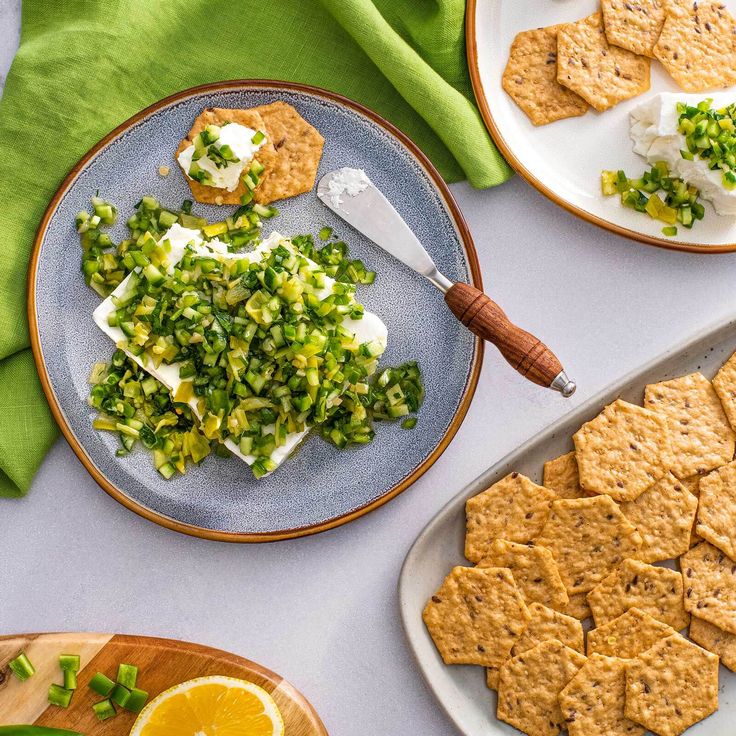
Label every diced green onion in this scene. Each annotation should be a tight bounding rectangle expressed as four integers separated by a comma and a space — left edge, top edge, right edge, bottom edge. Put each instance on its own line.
252, 130, 266, 145
88, 671, 116, 696
662, 225, 678, 236
48, 684, 73, 708
59, 654, 80, 672
401, 417, 418, 429
92, 699, 116, 721
116, 663, 138, 689
125, 687, 149, 713
110, 683, 131, 708
318, 226, 333, 241
8, 653, 35, 681
63, 670, 77, 690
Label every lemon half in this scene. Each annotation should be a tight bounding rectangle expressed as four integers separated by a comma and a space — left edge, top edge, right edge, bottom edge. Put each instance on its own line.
129, 675, 285, 736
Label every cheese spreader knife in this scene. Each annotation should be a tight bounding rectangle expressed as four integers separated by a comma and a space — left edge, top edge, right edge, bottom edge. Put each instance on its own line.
317, 168, 575, 396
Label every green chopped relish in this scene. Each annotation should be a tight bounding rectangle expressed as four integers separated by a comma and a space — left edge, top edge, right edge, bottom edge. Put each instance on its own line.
601, 161, 704, 234
677, 98, 736, 189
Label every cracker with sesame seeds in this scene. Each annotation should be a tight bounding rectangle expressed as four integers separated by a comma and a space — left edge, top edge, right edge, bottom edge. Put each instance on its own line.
477, 539, 569, 611
573, 399, 675, 501
556, 12, 651, 113
587, 607, 676, 658
543, 452, 588, 499
587, 558, 689, 630
176, 107, 277, 206
653, 0, 736, 92
601, 0, 666, 57
625, 634, 719, 736
620, 472, 698, 563
696, 460, 736, 560
559, 653, 644, 736
502, 25, 589, 126
535, 496, 642, 594
464, 473, 557, 563
681, 540, 736, 634
644, 372, 735, 478
422, 566, 530, 667
562, 592, 593, 620
713, 350, 736, 430
689, 615, 736, 670
497, 639, 586, 736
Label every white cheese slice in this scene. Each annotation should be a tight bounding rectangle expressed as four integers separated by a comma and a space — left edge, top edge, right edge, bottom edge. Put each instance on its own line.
630, 92, 736, 216
92, 225, 387, 474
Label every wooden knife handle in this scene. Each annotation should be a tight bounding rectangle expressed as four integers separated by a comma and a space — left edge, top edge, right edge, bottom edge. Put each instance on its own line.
445, 282, 568, 390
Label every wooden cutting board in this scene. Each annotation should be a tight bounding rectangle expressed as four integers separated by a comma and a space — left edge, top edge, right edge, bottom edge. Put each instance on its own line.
0, 633, 328, 734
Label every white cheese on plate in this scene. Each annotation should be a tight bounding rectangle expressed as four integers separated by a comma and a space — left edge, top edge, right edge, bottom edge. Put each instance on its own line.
630, 92, 736, 216
92, 224, 387, 474
177, 122, 265, 192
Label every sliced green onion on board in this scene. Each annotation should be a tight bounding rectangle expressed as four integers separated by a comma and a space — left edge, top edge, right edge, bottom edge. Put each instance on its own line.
8, 652, 35, 681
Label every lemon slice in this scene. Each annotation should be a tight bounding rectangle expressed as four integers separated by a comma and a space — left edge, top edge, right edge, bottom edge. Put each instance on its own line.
129, 675, 285, 736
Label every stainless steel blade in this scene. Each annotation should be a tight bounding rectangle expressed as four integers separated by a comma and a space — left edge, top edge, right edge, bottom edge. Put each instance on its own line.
317, 168, 453, 292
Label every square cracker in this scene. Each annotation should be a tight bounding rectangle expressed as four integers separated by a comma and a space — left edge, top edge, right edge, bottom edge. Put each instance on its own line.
625, 634, 719, 736
559, 654, 644, 736
654, 0, 736, 92
587, 558, 689, 630
422, 566, 530, 666
573, 398, 675, 501
502, 25, 588, 126
620, 471, 698, 563
175, 107, 277, 206
644, 372, 735, 478
682, 540, 736, 634
543, 452, 587, 499
689, 616, 736, 670
562, 592, 592, 620
696, 460, 736, 560
251, 102, 325, 204
465, 473, 557, 563
556, 12, 651, 112
587, 607, 676, 658
535, 496, 642, 594
477, 539, 568, 611
497, 639, 587, 736
714, 350, 736, 431
601, 0, 666, 57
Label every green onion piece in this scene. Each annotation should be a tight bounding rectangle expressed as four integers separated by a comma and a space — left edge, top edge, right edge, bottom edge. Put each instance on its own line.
48, 684, 73, 708
110, 683, 131, 708
92, 699, 116, 721
318, 226, 333, 241
88, 671, 116, 696
252, 130, 266, 145
59, 654, 80, 672
401, 417, 418, 430
63, 670, 77, 691
8, 653, 35, 681
662, 225, 678, 236
116, 663, 138, 689
125, 687, 149, 713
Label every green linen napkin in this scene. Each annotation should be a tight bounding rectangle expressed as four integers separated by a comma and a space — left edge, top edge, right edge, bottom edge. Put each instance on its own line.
0, 0, 511, 497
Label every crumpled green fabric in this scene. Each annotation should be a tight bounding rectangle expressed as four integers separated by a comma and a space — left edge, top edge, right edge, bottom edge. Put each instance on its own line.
0, 0, 510, 496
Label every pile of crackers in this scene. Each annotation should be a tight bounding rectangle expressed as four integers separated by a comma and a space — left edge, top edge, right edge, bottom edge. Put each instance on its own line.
424, 349, 736, 736
503, 0, 736, 126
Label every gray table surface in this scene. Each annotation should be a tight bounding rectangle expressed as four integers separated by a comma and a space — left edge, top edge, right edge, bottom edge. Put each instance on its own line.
5, 2, 736, 733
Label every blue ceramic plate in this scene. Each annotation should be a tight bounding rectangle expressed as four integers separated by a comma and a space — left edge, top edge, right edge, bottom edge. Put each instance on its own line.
29, 81, 482, 541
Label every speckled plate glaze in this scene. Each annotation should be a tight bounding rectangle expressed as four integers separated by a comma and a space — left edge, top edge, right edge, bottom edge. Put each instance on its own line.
399, 313, 736, 736
29, 81, 482, 542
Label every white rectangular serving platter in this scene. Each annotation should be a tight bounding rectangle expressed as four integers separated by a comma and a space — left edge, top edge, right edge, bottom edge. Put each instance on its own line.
399, 314, 736, 735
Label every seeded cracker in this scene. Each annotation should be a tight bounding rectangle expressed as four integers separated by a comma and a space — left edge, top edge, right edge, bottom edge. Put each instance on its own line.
713, 349, 736, 430
464, 473, 556, 563
644, 372, 735, 478
251, 102, 325, 204
556, 13, 650, 113
601, 0, 666, 57
681, 540, 736, 634
477, 539, 568, 611
653, 0, 736, 92
697, 460, 736, 560
562, 592, 592, 620
587, 558, 689, 630
625, 634, 719, 736
620, 472, 698, 562
573, 399, 674, 501
587, 607, 675, 658
502, 25, 589, 126
422, 566, 530, 666
176, 108, 277, 206
689, 615, 736, 670
535, 496, 642, 594
543, 452, 587, 499
559, 654, 644, 736
498, 639, 586, 736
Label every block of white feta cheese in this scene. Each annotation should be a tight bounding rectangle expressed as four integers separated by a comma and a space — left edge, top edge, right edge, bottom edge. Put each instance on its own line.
630, 92, 736, 216
92, 224, 387, 473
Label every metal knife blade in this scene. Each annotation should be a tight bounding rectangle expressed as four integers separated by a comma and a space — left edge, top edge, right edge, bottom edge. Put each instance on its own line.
317, 168, 453, 292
